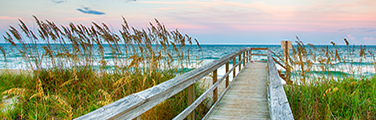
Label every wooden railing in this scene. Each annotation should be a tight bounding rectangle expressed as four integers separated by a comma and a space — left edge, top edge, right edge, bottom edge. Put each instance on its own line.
267, 49, 294, 119
75, 47, 290, 120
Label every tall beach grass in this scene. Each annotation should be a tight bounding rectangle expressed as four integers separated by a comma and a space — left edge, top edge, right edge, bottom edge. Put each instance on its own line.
0, 16, 207, 119
280, 37, 376, 119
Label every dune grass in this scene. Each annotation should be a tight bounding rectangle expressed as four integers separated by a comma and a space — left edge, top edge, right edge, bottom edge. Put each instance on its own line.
285, 75, 376, 119
281, 37, 376, 119
0, 16, 207, 119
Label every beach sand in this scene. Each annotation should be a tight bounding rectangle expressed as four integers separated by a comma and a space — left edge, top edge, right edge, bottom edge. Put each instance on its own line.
0, 69, 31, 113
0, 69, 31, 75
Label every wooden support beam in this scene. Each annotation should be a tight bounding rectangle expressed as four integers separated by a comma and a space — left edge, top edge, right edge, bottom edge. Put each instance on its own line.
213, 69, 218, 103
252, 60, 267, 62
246, 51, 249, 63
75, 48, 254, 120
239, 54, 241, 71
252, 54, 267, 56
243, 52, 246, 66
225, 62, 229, 87
282, 41, 292, 84
187, 85, 195, 120
233, 57, 236, 79
251, 48, 268, 50
272, 57, 286, 69
249, 50, 252, 62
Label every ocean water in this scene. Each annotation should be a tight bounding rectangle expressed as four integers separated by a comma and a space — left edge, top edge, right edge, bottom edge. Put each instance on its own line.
0, 44, 375, 79
197, 45, 376, 80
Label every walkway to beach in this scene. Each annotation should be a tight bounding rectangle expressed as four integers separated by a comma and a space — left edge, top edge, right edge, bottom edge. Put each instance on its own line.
207, 62, 270, 119
76, 48, 293, 120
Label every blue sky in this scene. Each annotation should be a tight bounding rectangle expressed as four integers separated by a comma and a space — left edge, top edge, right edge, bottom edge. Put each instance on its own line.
0, 0, 376, 45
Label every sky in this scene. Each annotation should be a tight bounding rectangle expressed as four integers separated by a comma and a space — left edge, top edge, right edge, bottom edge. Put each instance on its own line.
0, 0, 376, 45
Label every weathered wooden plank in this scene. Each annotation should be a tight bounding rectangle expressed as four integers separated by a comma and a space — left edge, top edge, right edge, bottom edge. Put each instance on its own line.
213, 69, 218, 103
115, 65, 217, 119
251, 48, 268, 50
238, 54, 241, 71
75, 48, 254, 120
232, 57, 236, 79
253, 60, 267, 62
209, 115, 269, 120
252, 54, 268, 56
175, 56, 245, 120
243, 52, 246, 66
249, 50, 252, 61
74, 95, 145, 119
267, 50, 294, 120
187, 85, 195, 120
225, 62, 229, 87
272, 57, 286, 69
246, 51, 249, 63
206, 63, 270, 120
173, 69, 225, 120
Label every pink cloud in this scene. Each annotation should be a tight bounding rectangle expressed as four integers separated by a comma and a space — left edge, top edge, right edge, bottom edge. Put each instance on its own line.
345, 34, 362, 44
146, 1, 376, 33
347, 34, 356, 40
167, 24, 210, 30
156, 7, 176, 11
363, 37, 376, 44
345, 35, 376, 45
0, 16, 16, 20
363, 37, 375, 40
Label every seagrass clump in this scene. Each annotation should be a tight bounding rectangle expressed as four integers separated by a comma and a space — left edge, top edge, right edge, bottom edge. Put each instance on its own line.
279, 36, 375, 84
0, 16, 205, 119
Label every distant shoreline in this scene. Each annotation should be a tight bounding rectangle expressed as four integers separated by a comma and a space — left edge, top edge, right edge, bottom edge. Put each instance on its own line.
1, 43, 376, 46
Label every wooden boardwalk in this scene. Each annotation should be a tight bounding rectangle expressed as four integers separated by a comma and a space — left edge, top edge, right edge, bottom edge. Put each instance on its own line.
76, 48, 293, 120
207, 62, 270, 120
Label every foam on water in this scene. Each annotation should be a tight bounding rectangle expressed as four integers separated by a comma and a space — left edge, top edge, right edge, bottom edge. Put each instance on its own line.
0, 44, 375, 77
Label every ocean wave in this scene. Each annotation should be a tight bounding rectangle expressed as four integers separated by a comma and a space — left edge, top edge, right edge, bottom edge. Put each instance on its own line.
0, 45, 375, 76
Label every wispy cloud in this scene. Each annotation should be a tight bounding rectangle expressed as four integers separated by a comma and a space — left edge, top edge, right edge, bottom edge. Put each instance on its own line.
0, 16, 16, 20
77, 7, 105, 15
338, 28, 376, 32
363, 37, 376, 44
52, 0, 66, 4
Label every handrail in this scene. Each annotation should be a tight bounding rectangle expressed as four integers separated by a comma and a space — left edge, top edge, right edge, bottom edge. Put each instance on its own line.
75, 47, 294, 120
267, 49, 294, 120
178, 50, 254, 120
269, 50, 286, 69
75, 47, 263, 120
251, 54, 267, 56
251, 48, 268, 50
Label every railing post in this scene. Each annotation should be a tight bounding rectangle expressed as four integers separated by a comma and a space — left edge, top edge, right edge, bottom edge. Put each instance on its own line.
282, 41, 292, 84
225, 62, 229, 87
249, 50, 252, 62
243, 52, 246, 66
246, 51, 249, 63
233, 57, 236, 79
213, 69, 218, 103
187, 84, 195, 120
238, 54, 241, 71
